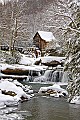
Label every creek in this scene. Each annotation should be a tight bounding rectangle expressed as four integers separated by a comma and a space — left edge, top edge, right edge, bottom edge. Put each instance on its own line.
19, 82, 80, 120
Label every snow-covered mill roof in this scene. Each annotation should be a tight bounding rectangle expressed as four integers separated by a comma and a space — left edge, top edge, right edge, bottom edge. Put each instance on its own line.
38, 31, 56, 42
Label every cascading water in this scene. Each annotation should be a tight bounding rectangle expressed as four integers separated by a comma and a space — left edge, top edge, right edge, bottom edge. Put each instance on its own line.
34, 70, 53, 82
51, 70, 63, 82
44, 70, 53, 81
34, 67, 68, 83
61, 71, 69, 83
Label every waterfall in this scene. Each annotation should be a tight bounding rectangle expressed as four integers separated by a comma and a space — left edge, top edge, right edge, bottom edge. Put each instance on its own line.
34, 70, 53, 82
61, 71, 69, 83
44, 70, 53, 81
34, 68, 68, 83
51, 70, 63, 82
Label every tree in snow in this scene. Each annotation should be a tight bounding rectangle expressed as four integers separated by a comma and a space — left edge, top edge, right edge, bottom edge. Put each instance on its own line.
0, 0, 29, 54
0, 0, 23, 63
0, 1, 18, 55
57, 0, 80, 102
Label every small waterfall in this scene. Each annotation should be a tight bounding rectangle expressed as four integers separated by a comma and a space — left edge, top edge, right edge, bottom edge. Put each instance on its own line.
34, 70, 53, 82
34, 68, 68, 83
44, 70, 53, 81
61, 71, 69, 83
51, 70, 63, 82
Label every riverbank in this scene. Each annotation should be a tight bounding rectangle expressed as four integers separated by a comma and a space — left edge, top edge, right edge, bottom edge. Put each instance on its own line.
20, 83, 80, 120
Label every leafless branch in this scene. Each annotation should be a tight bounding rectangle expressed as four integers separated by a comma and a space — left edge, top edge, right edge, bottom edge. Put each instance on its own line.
59, 26, 80, 33
55, 13, 77, 28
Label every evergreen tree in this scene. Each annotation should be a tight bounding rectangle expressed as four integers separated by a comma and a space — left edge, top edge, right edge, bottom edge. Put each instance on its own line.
63, 0, 80, 102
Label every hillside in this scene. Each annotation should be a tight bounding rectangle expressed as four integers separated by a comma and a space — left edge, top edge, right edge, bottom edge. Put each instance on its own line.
0, 0, 69, 49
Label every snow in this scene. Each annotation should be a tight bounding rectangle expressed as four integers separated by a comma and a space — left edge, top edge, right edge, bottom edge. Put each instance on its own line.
47, 84, 67, 93
50, 92, 64, 98
0, 53, 50, 71
33, 56, 65, 68
0, 93, 19, 106
0, 79, 33, 107
0, 80, 31, 99
38, 56, 66, 64
0, 102, 6, 109
19, 54, 35, 65
0, 52, 79, 105
0, 0, 9, 5
13, 80, 25, 89
0, 0, 18, 5
39, 83, 68, 97
38, 31, 56, 42
0, 55, 65, 72
0, 72, 28, 79
70, 96, 80, 104
65, 55, 72, 64
0, 63, 47, 72
73, 0, 80, 6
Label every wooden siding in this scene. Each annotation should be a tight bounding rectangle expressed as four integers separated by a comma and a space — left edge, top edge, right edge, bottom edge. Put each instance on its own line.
33, 32, 49, 51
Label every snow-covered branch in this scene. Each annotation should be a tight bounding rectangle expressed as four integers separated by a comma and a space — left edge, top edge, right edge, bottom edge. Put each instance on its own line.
55, 13, 77, 28
59, 26, 80, 33
67, 26, 80, 33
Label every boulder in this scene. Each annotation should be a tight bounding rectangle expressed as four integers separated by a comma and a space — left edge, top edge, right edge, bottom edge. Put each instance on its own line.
1, 68, 29, 75
42, 60, 61, 67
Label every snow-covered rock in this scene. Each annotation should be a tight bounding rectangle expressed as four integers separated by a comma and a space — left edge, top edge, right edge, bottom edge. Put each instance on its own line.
0, 79, 33, 106
27, 90, 34, 94
39, 84, 68, 97
0, 63, 47, 75
34, 56, 65, 66
19, 54, 35, 65
50, 92, 64, 98
0, 80, 26, 97
13, 80, 25, 89
0, 93, 19, 107
0, 113, 24, 120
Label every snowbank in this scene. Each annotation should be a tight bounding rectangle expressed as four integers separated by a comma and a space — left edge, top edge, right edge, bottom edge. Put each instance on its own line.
19, 54, 35, 65
0, 93, 18, 106
0, 79, 33, 107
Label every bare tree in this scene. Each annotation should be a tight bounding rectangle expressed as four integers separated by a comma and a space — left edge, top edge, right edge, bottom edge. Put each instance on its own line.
0, 0, 28, 55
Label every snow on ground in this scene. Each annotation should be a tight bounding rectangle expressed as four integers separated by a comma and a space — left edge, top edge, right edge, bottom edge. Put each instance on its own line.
40, 56, 66, 63
0, 54, 80, 105
0, 78, 34, 120
0, 79, 33, 107
0, 55, 65, 72
19, 54, 35, 65
0, 79, 32, 100
70, 96, 80, 104
0, 106, 25, 120
0, 93, 19, 107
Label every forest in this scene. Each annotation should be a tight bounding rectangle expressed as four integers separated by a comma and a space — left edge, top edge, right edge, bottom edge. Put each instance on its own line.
0, 0, 80, 119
